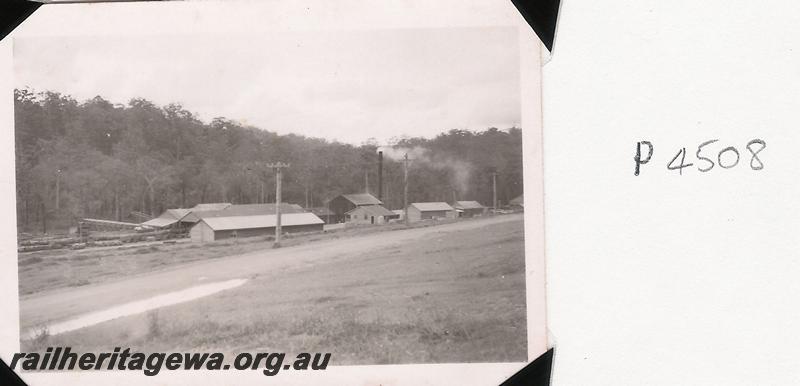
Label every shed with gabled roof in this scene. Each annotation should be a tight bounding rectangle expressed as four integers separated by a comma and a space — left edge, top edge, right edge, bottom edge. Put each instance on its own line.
345, 205, 400, 225
407, 202, 457, 222
452, 200, 487, 217
141, 208, 194, 229
189, 212, 324, 242
326, 193, 383, 223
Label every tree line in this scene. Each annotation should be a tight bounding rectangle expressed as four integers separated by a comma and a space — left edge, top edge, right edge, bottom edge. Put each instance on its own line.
14, 88, 524, 234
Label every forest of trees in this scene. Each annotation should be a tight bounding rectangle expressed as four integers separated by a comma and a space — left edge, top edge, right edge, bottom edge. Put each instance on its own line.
14, 88, 524, 234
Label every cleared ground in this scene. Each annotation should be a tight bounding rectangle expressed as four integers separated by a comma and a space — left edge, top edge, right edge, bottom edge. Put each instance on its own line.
21, 215, 527, 364
19, 217, 478, 296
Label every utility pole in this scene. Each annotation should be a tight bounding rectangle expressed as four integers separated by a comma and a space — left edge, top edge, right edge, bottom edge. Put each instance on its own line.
276, 167, 282, 246
55, 169, 61, 210
492, 170, 498, 213
266, 162, 290, 247
403, 153, 410, 226
41, 202, 46, 234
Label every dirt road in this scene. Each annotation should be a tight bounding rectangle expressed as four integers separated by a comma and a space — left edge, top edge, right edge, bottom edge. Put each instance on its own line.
20, 214, 523, 331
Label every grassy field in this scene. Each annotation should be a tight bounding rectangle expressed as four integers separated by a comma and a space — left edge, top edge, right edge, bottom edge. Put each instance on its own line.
22, 217, 527, 364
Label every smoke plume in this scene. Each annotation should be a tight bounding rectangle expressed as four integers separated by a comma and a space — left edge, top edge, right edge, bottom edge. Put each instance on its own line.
379, 146, 473, 194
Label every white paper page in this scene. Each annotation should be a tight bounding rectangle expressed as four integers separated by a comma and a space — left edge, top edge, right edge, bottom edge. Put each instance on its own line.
545, 1, 800, 384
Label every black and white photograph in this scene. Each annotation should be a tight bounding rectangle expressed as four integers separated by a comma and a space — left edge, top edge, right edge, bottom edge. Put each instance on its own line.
9, 0, 800, 384
11, 22, 543, 371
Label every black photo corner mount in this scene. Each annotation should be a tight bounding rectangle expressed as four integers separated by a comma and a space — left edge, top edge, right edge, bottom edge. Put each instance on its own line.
509, 0, 561, 52
0, 359, 28, 386
0, 0, 42, 43
500, 348, 554, 386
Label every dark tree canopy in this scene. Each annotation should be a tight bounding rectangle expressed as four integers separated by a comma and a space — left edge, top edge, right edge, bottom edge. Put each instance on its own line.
14, 88, 524, 234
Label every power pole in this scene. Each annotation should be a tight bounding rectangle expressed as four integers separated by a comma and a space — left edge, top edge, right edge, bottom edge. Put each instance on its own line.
403, 153, 410, 226
55, 169, 61, 210
266, 162, 290, 247
492, 170, 498, 213
276, 167, 282, 246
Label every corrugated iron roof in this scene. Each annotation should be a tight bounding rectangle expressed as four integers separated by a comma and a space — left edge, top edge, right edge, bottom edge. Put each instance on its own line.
341, 193, 382, 206
200, 203, 306, 218
346, 205, 396, 217
182, 203, 306, 222
166, 208, 192, 219
191, 203, 232, 211
453, 201, 485, 210
200, 212, 324, 231
410, 202, 455, 212
141, 216, 179, 228
142, 208, 191, 227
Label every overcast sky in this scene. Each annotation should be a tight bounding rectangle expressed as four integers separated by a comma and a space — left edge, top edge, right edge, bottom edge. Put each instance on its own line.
14, 27, 520, 145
